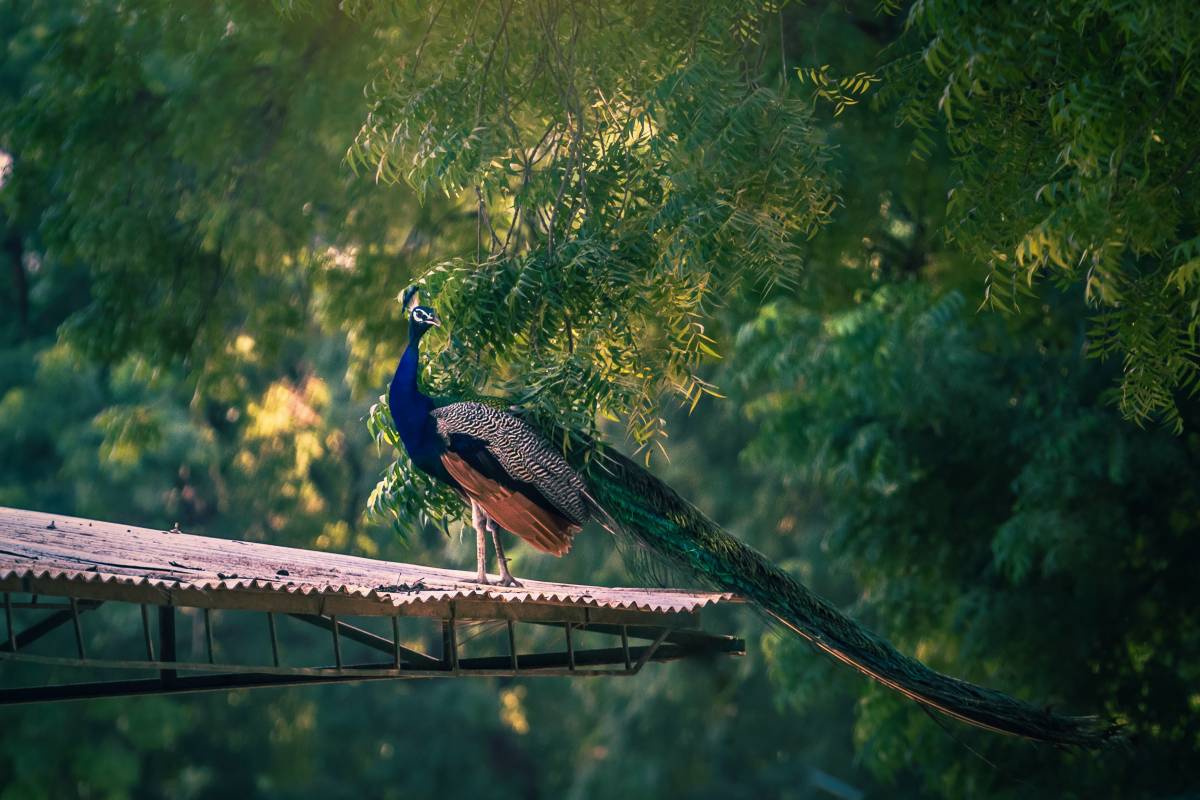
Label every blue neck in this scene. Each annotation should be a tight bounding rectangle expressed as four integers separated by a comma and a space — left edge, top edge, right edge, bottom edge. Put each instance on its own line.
388, 325, 435, 458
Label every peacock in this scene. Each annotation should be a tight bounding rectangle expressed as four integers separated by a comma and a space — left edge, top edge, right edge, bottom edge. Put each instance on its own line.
387, 288, 1115, 747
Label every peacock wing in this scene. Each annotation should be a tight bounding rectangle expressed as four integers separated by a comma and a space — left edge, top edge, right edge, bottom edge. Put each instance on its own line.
432, 402, 587, 556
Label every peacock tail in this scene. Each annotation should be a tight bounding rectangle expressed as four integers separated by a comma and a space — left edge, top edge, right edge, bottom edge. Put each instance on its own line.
584, 443, 1117, 748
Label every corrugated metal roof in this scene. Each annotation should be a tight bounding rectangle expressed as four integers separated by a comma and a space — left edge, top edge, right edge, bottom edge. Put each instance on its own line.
0, 507, 735, 616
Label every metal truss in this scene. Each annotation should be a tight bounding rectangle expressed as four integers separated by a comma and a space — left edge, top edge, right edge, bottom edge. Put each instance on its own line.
0, 592, 744, 704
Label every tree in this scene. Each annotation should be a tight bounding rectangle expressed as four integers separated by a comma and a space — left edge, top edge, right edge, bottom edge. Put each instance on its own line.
351, 0, 837, 455
3, 1, 1199, 798
0, 0, 458, 384
733, 284, 1200, 797
879, 0, 1200, 430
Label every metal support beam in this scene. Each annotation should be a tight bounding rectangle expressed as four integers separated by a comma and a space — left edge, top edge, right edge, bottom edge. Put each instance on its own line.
442, 603, 459, 674
0, 670, 406, 705
158, 606, 176, 683
203, 608, 215, 663
633, 628, 671, 671
0, 635, 746, 705
330, 615, 343, 670
69, 598, 85, 659
0, 600, 101, 653
140, 605, 154, 660
288, 614, 442, 669
267, 613, 280, 667
527, 619, 740, 649
4, 593, 13, 651
445, 638, 728, 672
390, 617, 401, 669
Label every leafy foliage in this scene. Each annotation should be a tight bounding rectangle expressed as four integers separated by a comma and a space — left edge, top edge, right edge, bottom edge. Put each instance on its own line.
878, 0, 1200, 430
0, 0, 455, 387
347, 0, 836, 453
733, 284, 1200, 796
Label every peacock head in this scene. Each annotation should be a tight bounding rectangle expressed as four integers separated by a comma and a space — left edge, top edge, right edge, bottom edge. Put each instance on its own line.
409, 305, 442, 334
400, 286, 441, 337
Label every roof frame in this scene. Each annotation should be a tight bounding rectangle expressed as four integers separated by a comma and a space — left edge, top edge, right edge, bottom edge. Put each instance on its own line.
0, 508, 744, 704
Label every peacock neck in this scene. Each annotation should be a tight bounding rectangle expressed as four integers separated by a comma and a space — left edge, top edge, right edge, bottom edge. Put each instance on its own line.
389, 325, 435, 458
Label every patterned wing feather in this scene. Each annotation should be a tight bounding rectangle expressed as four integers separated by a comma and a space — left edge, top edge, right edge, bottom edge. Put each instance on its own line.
431, 402, 591, 554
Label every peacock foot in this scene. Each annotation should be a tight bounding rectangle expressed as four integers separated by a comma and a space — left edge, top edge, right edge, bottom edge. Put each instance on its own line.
498, 573, 524, 588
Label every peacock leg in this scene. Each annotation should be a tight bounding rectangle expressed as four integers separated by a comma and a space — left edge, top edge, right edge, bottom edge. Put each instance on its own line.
469, 500, 491, 585
485, 516, 523, 588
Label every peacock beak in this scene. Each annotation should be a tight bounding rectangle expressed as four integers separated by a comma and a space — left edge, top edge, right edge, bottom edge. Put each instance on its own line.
430, 312, 442, 327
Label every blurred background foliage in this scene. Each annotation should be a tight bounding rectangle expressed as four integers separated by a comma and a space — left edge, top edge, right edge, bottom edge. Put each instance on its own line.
1, 1, 1198, 798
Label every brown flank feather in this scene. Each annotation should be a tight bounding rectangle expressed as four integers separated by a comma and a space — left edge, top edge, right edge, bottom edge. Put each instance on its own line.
441, 453, 580, 556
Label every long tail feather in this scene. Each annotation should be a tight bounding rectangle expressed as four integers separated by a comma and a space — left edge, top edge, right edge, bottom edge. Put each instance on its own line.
585, 445, 1117, 748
